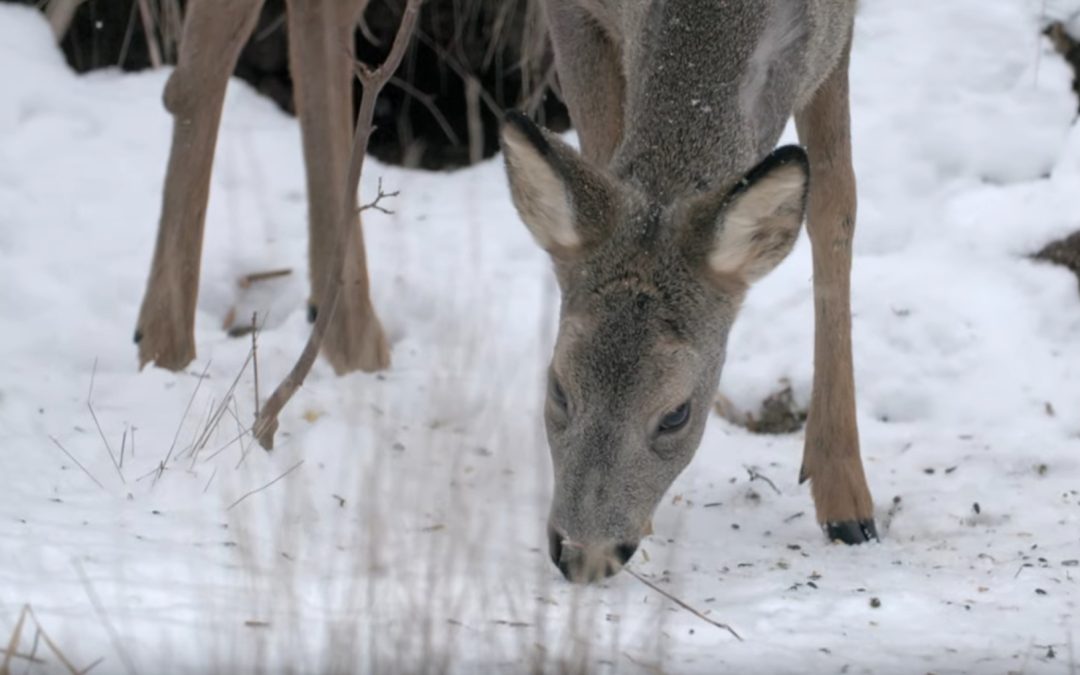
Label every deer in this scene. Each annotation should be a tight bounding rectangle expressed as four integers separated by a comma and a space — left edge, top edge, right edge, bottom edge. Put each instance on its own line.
500, 0, 875, 583
133, 0, 390, 376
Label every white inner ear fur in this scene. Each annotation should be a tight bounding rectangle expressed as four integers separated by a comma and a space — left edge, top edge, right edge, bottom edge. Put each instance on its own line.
503, 128, 581, 251
707, 163, 807, 282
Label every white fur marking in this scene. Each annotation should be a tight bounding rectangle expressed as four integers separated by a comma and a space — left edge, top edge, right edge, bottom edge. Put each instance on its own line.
708, 165, 806, 281
503, 130, 581, 250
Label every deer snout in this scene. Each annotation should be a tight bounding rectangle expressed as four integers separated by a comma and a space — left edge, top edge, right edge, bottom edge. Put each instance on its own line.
547, 524, 640, 583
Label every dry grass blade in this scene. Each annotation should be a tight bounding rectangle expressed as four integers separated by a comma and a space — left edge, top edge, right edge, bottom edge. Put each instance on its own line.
227, 460, 305, 510
1, 604, 28, 675
189, 340, 258, 466
251, 312, 260, 419
74, 560, 137, 675
252, 0, 423, 450
87, 359, 124, 485
157, 359, 212, 484
49, 436, 105, 492
624, 569, 743, 641
4, 607, 83, 675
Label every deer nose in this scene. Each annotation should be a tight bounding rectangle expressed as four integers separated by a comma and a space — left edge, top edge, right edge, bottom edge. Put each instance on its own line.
547, 525, 639, 583
615, 541, 639, 565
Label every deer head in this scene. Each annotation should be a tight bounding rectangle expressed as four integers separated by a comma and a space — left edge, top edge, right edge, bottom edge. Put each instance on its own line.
501, 112, 809, 582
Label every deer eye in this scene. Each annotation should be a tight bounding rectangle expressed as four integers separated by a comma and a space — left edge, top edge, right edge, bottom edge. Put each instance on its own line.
658, 402, 690, 433
550, 377, 568, 410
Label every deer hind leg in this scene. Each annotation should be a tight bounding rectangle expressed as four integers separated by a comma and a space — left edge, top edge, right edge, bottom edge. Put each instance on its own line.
794, 35, 877, 544
545, 0, 624, 166
286, 0, 389, 374
134, 0, 265, 371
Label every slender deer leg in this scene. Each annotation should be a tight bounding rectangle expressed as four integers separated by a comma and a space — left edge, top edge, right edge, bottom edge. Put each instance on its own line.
545, 0, 624, 166
134, 0, 265, 371
794, 36, 877, 544
286, 0, 389, 374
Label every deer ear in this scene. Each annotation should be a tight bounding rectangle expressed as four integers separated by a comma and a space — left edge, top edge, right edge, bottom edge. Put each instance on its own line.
501, 111, 617, 258
705, 146, 809, 283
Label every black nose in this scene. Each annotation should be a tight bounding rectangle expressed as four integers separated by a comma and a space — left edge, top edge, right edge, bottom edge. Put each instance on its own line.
615, 542, 639, 565
548, 524, 565, 569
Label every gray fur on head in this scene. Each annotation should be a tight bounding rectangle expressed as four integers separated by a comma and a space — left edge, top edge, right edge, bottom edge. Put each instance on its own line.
501, 0, 851, 583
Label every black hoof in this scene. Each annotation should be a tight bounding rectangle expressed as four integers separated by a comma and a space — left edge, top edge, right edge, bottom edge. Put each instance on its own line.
826, 519, 879, 544
307, 303, 318, 323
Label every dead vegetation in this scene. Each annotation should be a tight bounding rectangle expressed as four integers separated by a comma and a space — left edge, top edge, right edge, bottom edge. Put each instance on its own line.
715, 383, 808, 435
22, 0, 569, 170
1045, 21, 1080, 109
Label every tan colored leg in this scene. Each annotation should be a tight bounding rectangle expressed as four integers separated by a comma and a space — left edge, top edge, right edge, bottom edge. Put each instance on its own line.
794, 37, 876, 543
134, 0, 265, 371
286, 0, 389, 374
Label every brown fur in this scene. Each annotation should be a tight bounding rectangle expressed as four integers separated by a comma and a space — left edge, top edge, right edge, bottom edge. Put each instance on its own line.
794, 36, 873, 524
134, 0, 389, 374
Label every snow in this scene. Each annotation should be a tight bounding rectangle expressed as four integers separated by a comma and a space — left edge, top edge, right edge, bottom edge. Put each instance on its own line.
1, 1, 1080, 672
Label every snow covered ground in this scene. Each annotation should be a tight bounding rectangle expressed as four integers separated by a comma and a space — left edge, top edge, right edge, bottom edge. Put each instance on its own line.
2, 1, 1080, 672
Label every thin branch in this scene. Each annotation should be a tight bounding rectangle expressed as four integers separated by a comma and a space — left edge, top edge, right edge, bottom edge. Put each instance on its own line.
226, 460, 304, 511
49, 436, 105, 492
136, 0, 163, 68
359, 177, 400, 215
625, 568, 743, 641
252, 0, 422, 450
387, 76, 462, 146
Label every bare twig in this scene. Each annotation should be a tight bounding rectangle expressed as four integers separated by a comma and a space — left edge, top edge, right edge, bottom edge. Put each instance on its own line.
251, 313, 260, 420
227, 460, 304, 511
136, 0, 163, 68
625, 569, 743, 641
238, 268, 293, 289
49, 436, 105, 492
252, 0, 422, 450
87, 359, 124, 485
74, 560, 137, 675
388, 76, 462, 146
359, 177, 400, 215
745, 465, 781, 495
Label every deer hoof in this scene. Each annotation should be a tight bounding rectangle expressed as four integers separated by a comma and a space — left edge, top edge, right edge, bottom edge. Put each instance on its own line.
825, 519, 878, 545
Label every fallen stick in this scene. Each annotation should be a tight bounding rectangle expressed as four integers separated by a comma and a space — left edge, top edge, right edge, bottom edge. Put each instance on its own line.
625, 568, 743, 641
